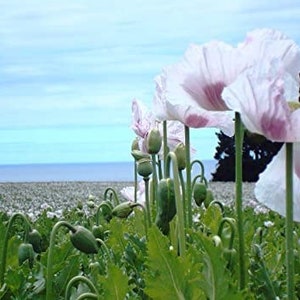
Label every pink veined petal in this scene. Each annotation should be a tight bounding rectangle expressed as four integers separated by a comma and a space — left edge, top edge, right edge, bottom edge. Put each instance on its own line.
163, 42, 246, 112
165, 101, 234, 136
222, 61, 296, 142
255, 144, 300, 221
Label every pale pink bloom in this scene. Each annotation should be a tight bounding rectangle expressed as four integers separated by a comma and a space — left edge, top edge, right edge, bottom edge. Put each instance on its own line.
255, 144, 300, 221
222, 61, 300, 142
131, 98, 185, 153
153, 28, 300, 137
239, 28, 300, 80
153, 42, 239, 136
121, 180, 146, 207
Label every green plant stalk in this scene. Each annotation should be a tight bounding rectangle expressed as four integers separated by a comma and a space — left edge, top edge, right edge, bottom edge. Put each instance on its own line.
76, 293, 98, 300
0, 213, 32, 287
143, 176, 152, 228
46, 221, 76, 300
235, 112, 246, 290
95, 202, 113, 226
191, 159, 206, 182
285, 142, 295, 299
151, 154, 158, 210
163, 120, 168, 177
134, 160, 138, 202
166, 152, 186, 256
184, 125, 192, 228
179, 170, 186, 226
65, 275, 99, 299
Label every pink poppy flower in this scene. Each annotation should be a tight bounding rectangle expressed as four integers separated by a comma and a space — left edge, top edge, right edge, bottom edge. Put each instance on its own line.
131, 98, 185, 154
153, 28, 300, 137
222, 60, 300, 220
254, 144, 300, 221
222, 61, 300, 142
240, 28, 300, 80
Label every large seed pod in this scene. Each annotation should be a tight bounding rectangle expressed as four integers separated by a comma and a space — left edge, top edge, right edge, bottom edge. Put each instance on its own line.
111, 201, 139, 219
18, 243, 35, 268
28, 229, 43, 253
155, 178, 176, 235
70, 226, 99, 254
193, 182, 207, 207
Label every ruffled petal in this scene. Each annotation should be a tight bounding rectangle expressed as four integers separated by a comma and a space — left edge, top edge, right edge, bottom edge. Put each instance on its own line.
160, 42, 246, 112
222, 61, 299, 142
255, 144, 300, 221
131, 99, 155, 138
240, 28, 300, 80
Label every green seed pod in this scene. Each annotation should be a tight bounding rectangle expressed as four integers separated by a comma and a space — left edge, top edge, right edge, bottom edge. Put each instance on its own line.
137, 158, 153, 177
28, 229, 43, 253
193, 182, 207, 207
174, 143, 186, 170
155, 178, 176, 235
18, 243, 35, 268
92, 225, 105, 240
111, 201, 139, 219
131, 150, 150, 161
70, 226, 99, 254
146, 128, 162, 154
204, 189, 214, 209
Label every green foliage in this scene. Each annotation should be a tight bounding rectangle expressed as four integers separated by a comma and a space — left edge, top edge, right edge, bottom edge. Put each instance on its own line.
144, 227, 203, 300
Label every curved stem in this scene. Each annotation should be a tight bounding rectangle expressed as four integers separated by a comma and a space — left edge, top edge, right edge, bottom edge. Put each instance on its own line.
65, 275, 98, 300
184, 126, 192, 228
0, 213, 32, 286
191, 159, 206, 182
286, 142, 294, 299
96, 239, 112, 262
235, 112, 246, 290
166, 152, 186, 256
76, 292, 98, 300
95, 202, 113, 226
217, 217, 235, 249
46, 221, 76, 300
103, 188, 120, 206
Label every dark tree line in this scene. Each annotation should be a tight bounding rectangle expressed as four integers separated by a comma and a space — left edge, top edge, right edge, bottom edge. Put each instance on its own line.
211, 131, 283, 182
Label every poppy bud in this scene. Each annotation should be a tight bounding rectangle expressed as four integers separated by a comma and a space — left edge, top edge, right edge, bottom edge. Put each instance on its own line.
18, 243, 35, 268
146, 128, 162, 154
131, 150, 150, 161
92, 225, 105, 240
193, 182, 207, 207
111, 201, 139, 219
204, 189, 214, 208
137, 158, 153, 177
174, 143, 186, 170
131, 137, 140, 151
28, 229, 43, 253
70, 226, 98, 254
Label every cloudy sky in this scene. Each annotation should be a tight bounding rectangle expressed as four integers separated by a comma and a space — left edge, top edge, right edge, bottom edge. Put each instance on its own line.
0, 0, 299, 164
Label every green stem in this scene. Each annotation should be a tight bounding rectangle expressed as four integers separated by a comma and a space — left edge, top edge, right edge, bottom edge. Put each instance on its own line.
143, 177, 152, 228
135, 203, 148, 239
0, 213, 32, 287
286, 142, 295, 299
185, 126, 192, 228
76, 293, 98, 300
95, 202, 113, 226
163, 120, 168, 177
235, 112, 246, 290
65, 275, 99, 300
103, 188, 120, 206
151, 154, 158, 210
134, 161, 138, 202
166, 152, 186, 256
191, 159, 206, 182
179, 170, 186, 227
46, 221, 76, 300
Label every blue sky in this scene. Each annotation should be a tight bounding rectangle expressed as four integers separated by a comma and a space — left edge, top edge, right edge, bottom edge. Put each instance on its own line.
0, 0, 300, 164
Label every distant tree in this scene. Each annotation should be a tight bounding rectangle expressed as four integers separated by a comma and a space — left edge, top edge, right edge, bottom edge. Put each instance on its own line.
211, 131, 283, 182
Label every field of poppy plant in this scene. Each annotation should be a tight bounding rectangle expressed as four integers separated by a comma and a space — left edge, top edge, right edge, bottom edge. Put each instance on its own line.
1, 28, 300, 299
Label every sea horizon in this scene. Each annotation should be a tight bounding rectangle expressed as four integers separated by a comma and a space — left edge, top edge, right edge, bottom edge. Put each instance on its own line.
0, 160, 217, 182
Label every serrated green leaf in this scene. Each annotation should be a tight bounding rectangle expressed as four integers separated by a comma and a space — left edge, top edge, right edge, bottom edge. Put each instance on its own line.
144, 227, 203, 300
99, 264, 130, 299
194, 232, 243, 300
